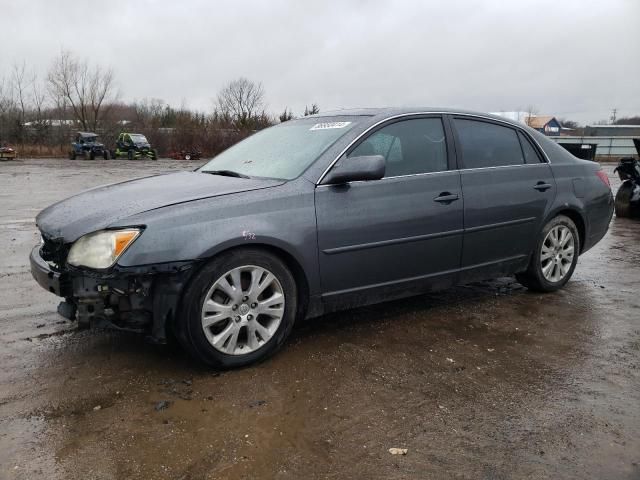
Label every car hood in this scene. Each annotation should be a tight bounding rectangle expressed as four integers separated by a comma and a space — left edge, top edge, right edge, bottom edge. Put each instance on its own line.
36, 171, 284, 242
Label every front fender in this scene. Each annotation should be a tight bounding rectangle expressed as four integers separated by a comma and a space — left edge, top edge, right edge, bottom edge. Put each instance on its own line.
114, 180, 322, 295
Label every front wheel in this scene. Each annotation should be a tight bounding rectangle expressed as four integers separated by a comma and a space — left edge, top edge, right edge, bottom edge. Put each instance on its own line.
127, 150, 134, 160
516, 215, 580, 293
177, 249, 298, 368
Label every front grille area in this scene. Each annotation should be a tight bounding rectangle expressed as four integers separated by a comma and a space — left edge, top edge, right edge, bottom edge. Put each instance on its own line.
40, 233, 69, 269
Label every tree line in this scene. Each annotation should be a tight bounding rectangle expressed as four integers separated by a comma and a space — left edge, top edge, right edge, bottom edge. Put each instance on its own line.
0, 50, 318, 157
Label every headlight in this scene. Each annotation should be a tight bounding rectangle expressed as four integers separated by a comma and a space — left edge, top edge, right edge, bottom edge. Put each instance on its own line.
67, 229, 141, 269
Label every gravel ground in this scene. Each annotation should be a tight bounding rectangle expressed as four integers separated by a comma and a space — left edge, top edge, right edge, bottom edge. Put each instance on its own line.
0, 158, 638, 480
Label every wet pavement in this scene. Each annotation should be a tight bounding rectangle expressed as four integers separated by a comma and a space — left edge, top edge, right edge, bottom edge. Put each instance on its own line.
1, 158, 639, 479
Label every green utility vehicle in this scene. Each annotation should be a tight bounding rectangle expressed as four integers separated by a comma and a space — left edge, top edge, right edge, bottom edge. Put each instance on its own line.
111, 133, 158, 160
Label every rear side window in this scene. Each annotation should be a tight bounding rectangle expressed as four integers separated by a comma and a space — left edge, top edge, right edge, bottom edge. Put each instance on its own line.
349, 118, 448, 177
518, 131, 543, 164
455, 119, 524, 168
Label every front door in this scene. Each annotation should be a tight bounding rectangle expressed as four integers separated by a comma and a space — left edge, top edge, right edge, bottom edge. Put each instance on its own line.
315, 116, 464, 305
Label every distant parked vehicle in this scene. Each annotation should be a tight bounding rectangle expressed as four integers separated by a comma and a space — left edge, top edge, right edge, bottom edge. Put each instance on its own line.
0, 144, 17, 160
111, 133, 158, 160
169, 148, 202, 160
69, 132, 109, 160
614, 140, 640, 218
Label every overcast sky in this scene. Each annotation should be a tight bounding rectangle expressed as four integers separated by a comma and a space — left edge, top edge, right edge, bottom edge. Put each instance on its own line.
2, 0, 639, 124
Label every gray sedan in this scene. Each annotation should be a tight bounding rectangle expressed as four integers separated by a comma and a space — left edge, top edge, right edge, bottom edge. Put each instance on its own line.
30, 108, 614, 368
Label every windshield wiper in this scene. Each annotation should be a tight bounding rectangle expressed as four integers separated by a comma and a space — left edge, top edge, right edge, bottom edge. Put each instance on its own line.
201, 169, 251, 179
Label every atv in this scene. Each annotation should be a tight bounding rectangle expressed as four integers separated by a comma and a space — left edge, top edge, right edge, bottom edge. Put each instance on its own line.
0, 144, 17, 160
111, 133, 158, 160
69, 132, 110, 160
168, 147, 202, 160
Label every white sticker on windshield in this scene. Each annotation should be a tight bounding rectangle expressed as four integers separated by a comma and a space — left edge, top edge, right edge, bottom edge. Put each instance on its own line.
309, 121, 351, 131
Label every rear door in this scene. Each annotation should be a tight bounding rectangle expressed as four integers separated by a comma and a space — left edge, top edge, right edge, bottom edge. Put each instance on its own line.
451, 116, 556, 281
315, 115, 464, 303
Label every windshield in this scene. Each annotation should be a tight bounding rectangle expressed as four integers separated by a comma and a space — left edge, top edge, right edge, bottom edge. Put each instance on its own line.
200, 117, 359, 180
130, 134, 148, 144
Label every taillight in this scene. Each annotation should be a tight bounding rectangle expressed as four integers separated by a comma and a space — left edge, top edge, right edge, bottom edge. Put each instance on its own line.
595, 169, 610, 189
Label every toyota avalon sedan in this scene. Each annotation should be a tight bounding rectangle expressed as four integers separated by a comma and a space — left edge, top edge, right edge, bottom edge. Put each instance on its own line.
30, 108, 614, 368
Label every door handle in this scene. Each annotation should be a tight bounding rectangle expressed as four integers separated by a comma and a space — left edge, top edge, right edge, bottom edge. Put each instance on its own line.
434, 192, 459, 204
533, 181, 552, 192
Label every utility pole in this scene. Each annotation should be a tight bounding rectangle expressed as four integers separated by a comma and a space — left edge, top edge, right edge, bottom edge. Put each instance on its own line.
610, 108, 617, 124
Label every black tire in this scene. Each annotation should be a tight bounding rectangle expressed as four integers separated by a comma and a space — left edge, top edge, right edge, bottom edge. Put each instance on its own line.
90, 151, 96, 160
68, 151, 76, 160
516, 215, 580, 293
103, 150, 111, 160
177, 248, 298, 369
127, 150, 134, 160
615, 181, 634, 218
151, 149, 158, 160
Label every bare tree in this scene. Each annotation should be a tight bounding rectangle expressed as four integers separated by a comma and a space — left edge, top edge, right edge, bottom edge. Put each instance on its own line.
47, 50, 118, 131
304, 103, 319, 116
216, 78, 265, 127
11, 61, 33, 129
524, 105, 538, 127
279, 107, 294, 122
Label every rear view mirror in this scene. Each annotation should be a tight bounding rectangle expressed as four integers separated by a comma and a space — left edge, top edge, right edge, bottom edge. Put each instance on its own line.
323, 155, 385, 185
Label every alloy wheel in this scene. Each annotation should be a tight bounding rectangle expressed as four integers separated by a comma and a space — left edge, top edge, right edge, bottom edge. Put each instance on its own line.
540, 225, 575, 282
200, 265, 285, 355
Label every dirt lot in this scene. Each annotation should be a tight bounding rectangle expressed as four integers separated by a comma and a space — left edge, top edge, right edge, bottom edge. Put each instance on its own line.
1, 159, 639, 480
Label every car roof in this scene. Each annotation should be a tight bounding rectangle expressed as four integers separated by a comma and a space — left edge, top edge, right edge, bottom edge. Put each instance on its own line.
78, 131, 98, 136
306, 107, 526, 129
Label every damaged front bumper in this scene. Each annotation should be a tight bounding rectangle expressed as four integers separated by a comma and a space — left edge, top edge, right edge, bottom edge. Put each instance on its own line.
29, 245, 196, 343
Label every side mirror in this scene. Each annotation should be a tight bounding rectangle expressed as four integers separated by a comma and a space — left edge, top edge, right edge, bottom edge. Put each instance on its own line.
323, 155, 385, 185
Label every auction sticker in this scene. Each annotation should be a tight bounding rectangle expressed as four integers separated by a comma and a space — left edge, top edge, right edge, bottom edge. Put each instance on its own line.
310, 122, 351, 131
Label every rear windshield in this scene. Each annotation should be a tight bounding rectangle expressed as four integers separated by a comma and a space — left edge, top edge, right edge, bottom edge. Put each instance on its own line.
200, 117, 360, 180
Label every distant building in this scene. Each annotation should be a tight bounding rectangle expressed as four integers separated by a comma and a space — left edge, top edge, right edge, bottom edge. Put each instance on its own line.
490, 112, 562, 136
525, 116, 562, 136
584, 124, 640, 137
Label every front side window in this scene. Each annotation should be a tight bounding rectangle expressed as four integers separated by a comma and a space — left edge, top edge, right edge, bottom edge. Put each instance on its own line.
200, 116, 360, 180
348, 118, 448, 177
455, 119, 524, 168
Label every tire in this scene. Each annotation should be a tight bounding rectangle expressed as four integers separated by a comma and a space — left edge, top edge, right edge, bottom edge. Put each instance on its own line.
68, 151, 76, 160
151, 149, 158, 160
128, 150, 134, 160
177, 248, 298, 368
184, 154, 191, 161
103, 150, 111, 160
90, 151, 96, 160
516, 215, 580, 293
615, 181, 634, 218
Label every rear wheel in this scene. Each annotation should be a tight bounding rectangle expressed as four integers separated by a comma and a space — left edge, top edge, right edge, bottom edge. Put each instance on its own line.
127, 150, 134, 160
516, 215, 579, 292
103, 150, 111, 160
177, 249, 297, 368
